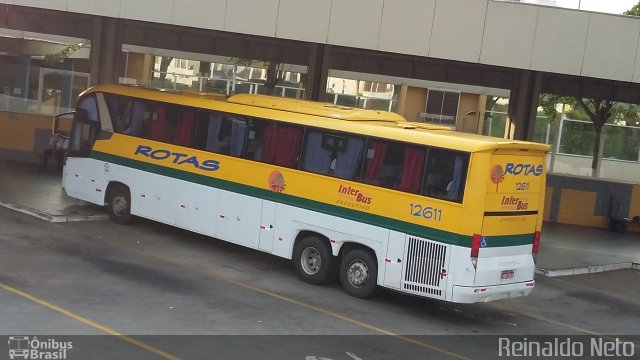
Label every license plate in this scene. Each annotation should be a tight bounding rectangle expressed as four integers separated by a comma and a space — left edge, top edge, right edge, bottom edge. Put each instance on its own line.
501, 270, 515, 280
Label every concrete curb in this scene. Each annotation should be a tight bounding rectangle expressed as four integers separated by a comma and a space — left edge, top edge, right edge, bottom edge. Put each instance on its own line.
537, 262, 640, 277
0, 200, 108, 223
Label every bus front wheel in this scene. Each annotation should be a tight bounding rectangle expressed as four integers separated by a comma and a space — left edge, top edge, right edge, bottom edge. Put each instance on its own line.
107, 184, 132, 225
293, 236, 336, 285
339, 248, 377, 298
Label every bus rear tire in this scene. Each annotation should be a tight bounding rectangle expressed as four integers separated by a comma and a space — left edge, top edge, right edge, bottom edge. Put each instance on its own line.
293, 236, 336, 285
107, 184, 132, 225
339, 248, 377, 298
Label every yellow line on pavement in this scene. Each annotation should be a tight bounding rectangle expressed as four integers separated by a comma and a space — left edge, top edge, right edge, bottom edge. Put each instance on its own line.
124, 246, 471, 360
0, 282, 181, 360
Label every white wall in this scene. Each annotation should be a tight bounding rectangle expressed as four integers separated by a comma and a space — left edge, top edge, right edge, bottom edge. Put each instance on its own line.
3, 0, 640, 84
552, 154, 640, 183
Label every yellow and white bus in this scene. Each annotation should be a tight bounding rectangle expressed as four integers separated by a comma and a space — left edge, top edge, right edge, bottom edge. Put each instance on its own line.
61, 84, 549, 303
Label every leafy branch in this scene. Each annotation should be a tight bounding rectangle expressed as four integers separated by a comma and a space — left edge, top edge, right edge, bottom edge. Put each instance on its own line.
44, 40, 91, 66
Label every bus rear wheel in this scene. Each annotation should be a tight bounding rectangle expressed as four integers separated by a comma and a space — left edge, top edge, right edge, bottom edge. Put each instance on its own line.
339, 248, 377, 298
107, 184, 132, 225
293, 236, 336, 285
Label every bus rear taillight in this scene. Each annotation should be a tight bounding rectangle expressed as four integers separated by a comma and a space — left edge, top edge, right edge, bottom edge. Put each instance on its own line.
532, 231, 541, 254
471, 234, 481, 268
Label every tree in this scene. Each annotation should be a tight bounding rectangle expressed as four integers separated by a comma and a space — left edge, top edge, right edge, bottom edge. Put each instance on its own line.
539, 94, 639, 177
158, 57, 173, 81
44, 40, 90, 66
624, 1, 640, 15
263, 61, 286, 96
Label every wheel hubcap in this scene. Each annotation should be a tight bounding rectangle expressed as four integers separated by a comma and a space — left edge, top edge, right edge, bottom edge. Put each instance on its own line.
112, 195, 128, 216
347, 260, 368, 287
301, 247, 321, 275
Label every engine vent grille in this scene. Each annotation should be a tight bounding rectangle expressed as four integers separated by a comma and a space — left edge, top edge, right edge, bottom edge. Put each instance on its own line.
403, 236, 448, 296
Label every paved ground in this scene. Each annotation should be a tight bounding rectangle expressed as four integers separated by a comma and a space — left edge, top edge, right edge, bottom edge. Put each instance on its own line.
1, 206, 639, 359
536, 222, 640, 274
0, 161, 105, 221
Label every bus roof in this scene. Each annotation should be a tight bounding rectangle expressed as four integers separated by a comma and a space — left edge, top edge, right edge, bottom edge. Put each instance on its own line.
83, 84, 550, 153
227, 93, 407, 122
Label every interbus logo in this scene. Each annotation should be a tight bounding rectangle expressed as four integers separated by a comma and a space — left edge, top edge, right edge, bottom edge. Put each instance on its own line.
337, 185, 372, 205
336, 185, 372, 211
501, 195, 529, 210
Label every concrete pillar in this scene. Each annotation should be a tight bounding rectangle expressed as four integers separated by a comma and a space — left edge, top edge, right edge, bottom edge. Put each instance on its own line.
396, 85, 409, 118
476, 94, 488, 135
90, 17, 122, 86
306, 44, 331, 101
14, 55, 31, 99
123, 53, 153, 85
506, 70, 542, 140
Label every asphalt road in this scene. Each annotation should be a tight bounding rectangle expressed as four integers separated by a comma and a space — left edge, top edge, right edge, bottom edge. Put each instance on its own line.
0, 206, 639, 360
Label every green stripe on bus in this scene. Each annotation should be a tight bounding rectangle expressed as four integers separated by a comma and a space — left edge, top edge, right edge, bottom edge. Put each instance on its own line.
91, 151, 532, 248
482, 234, 534, 247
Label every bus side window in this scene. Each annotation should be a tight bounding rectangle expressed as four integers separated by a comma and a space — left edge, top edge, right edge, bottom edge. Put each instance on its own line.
163, 106, 188, 146
301, 130, 332, 175
363, 141, 404, 189
262, 123, 302, 168
398, 146, 426, 194
333, 136, 364, 180
246, 119, 302, 169
149, 104, 169, 142
302, 130, 364, 180
196, 111, 247, 157
104, 95, 152, 137
244, 119, 267, 161
105, 95, 131, 133
423, 149, 468, 202
174, 109, 195, 147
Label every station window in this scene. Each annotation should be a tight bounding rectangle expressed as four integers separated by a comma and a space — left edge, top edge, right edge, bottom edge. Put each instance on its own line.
423, 90, 459, 125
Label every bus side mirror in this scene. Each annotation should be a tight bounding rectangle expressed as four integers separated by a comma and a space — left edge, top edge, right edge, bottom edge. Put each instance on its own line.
52, 116, 59, 136
52, 111, 77, 135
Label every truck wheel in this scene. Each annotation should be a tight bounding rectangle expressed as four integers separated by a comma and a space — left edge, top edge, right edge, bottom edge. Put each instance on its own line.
339, 248, 377, 298
107, 184, 132, 225
293, 236, 336, 285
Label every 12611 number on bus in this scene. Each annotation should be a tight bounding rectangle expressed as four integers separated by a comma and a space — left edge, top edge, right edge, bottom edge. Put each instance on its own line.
409, 204, 443, 222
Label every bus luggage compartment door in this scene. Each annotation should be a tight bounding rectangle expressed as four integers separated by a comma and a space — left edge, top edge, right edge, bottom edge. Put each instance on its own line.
400, 235, 451, 300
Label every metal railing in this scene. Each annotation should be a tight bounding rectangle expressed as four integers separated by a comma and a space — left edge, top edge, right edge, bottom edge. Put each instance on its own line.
148, 71, 306, 98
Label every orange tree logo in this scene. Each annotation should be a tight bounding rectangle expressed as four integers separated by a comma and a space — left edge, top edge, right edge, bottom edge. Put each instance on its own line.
269, 170, 286, 193
490, 164, 506, 190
